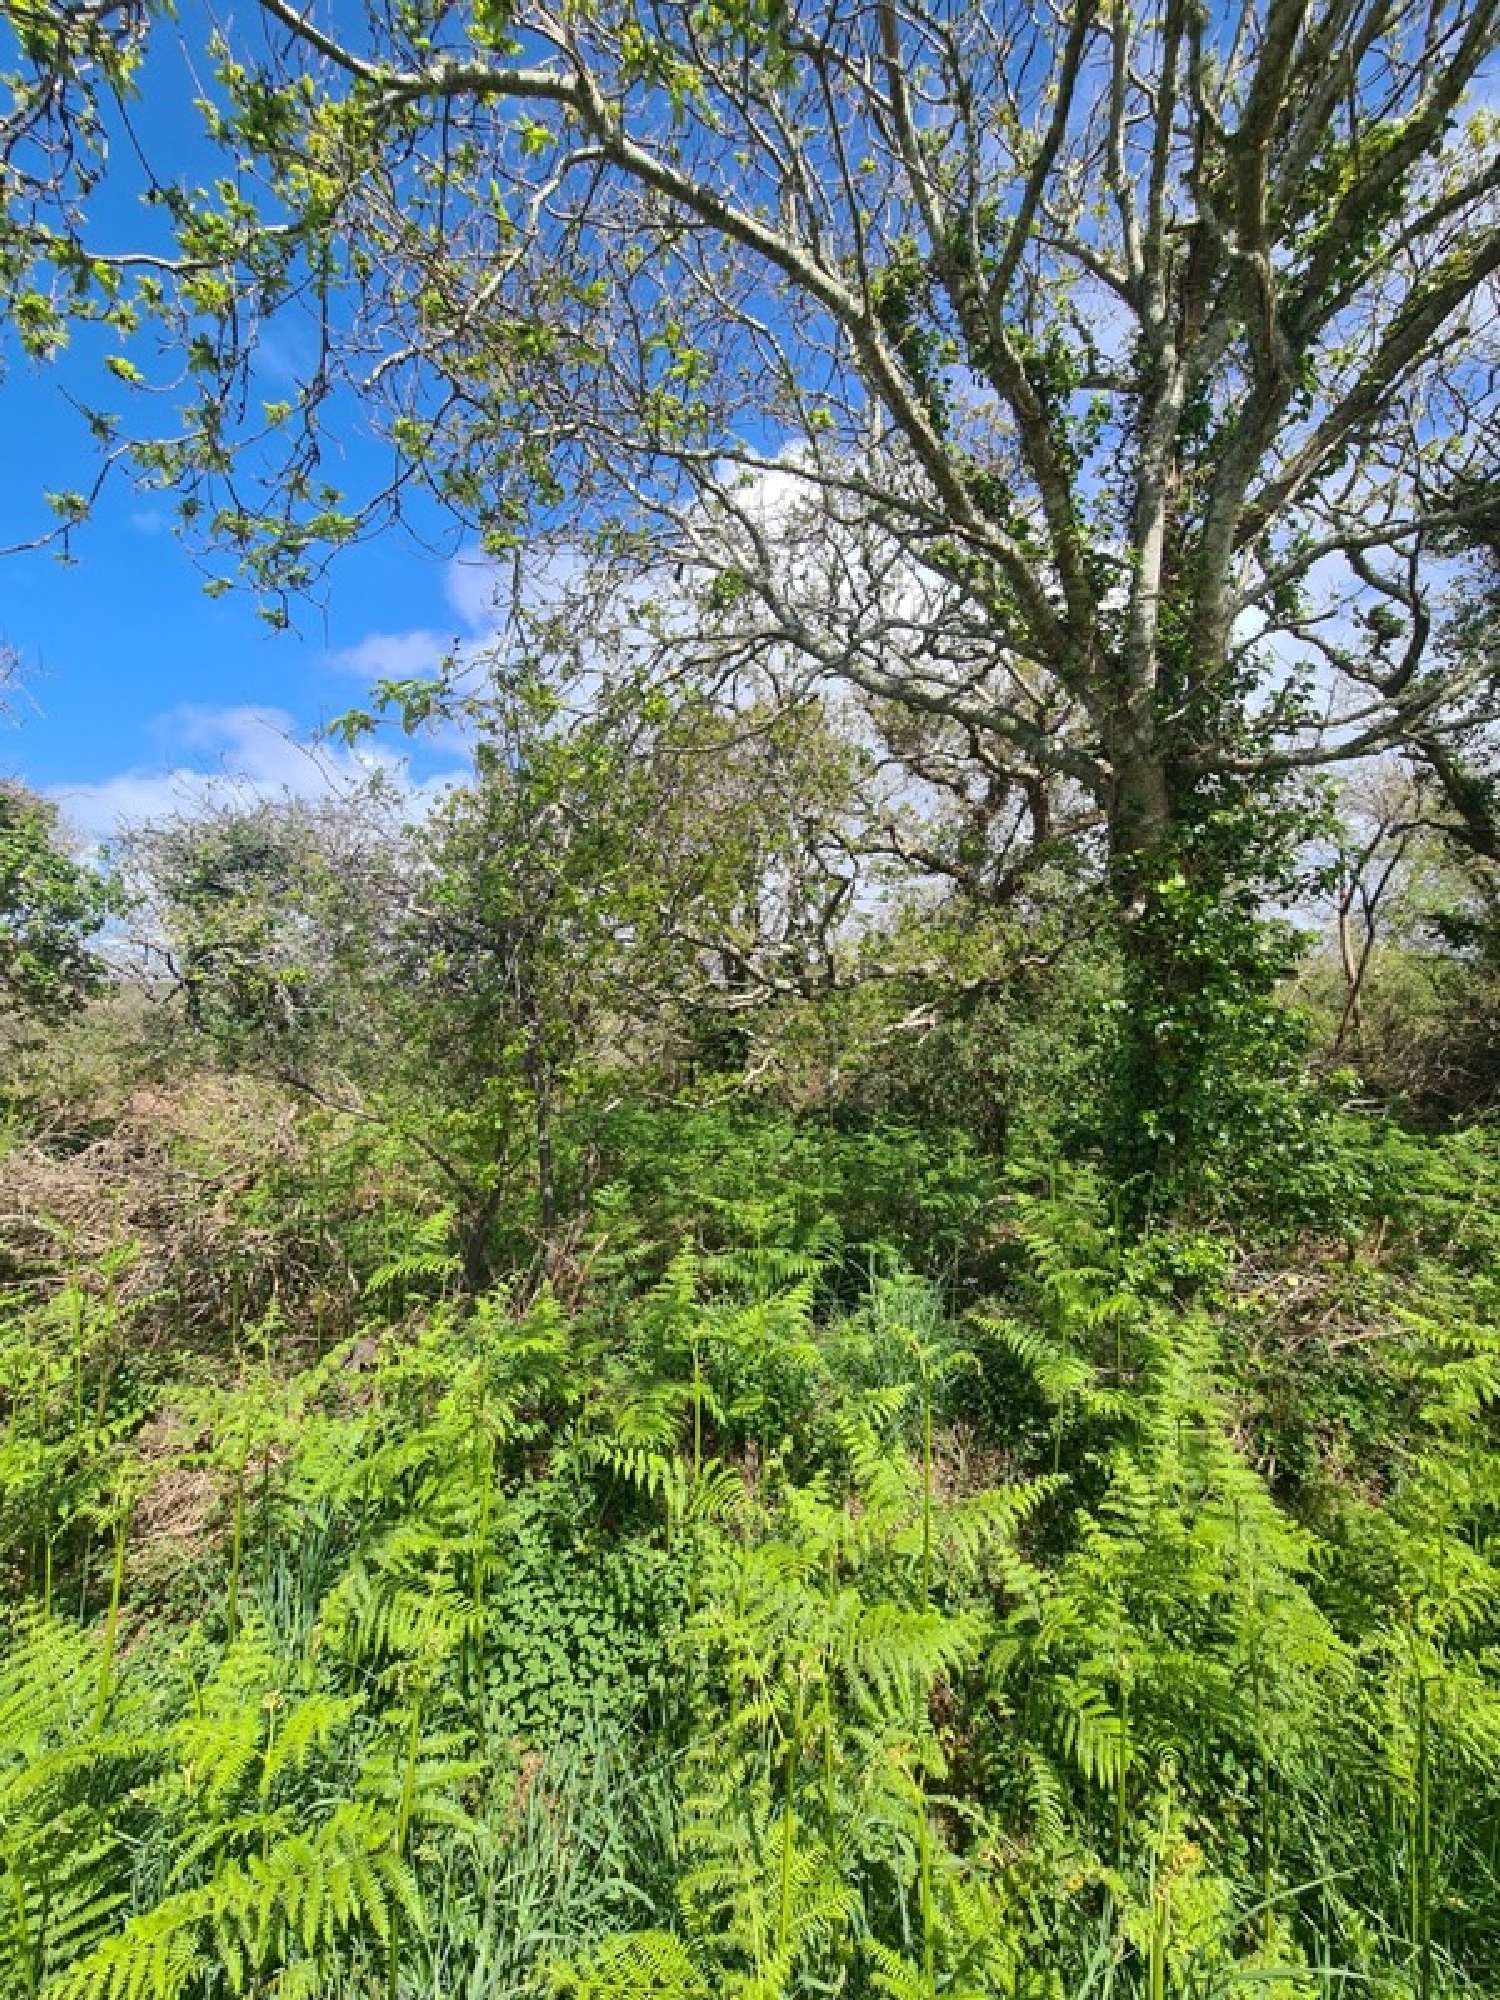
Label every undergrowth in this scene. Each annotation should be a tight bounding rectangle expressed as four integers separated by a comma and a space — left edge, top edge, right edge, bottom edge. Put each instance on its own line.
1, 1114, 1497, 1997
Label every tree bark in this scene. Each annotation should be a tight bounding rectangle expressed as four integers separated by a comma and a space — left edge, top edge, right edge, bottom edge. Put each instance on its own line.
1108, 751, 1174, 871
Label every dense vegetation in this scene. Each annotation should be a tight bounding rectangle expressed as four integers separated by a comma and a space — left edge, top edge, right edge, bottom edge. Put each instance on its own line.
4, 660, 1500, 1998
4, 0, 1500, 1993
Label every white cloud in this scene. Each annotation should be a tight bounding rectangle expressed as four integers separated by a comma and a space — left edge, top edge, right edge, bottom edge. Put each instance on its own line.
327, 628, 457, 681
445, 544, 586, 637
722, 447, 816, 511
47, 703, 464, 846
327, 541, 607, 697
324, 549, 506, 693
445, 550, 505, 628
45, 550, 523, 851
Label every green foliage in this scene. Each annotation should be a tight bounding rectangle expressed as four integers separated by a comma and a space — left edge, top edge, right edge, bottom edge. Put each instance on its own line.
6, 6, 1500, 1987
5, 692, 1500, 2000
4, 1131, 1492, 1997
1104, 781, 1356, 1231
0, 785, 115, 1027
483, 1494, 685, 1744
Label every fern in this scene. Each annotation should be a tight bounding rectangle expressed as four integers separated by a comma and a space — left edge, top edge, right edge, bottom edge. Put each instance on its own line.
0, 1615, 150, 1997
552, 1929, 707, 1998
51, 1804, 420, 2000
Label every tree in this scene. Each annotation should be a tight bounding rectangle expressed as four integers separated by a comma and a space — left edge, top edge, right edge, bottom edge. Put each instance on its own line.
4, 0, 1498, 1180
0, 780, 114, 1021
128, 662, 871, 1286
124, 787, 402, 1056
367, 658, 891, 1280
1411, 522, 1500, 873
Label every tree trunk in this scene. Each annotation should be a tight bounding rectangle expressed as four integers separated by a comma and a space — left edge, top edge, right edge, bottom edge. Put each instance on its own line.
1104, 740, 1197, 1211
1108, 747, 1174, 875
460, 1184, 505, 1297
1101, 718, 1312, 1221
524, 1019, 557, 1253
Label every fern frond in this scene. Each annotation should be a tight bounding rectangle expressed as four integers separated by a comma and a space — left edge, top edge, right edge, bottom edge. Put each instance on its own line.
551, 1928, 707, 1998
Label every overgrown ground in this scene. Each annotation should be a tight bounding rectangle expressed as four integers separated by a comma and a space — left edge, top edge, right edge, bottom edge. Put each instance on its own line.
3, 1075, 1497, 2000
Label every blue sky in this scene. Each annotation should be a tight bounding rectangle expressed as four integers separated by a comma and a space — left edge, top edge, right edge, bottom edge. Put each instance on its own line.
0, 14, 488, 840
2, 410, 485, 838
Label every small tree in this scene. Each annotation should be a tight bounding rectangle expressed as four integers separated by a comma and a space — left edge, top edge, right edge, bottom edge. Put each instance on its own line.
128, 664, 868, 1286
125, 785, 401, 1061
365, 659, 873, 1281
0, 782, 114, 1023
